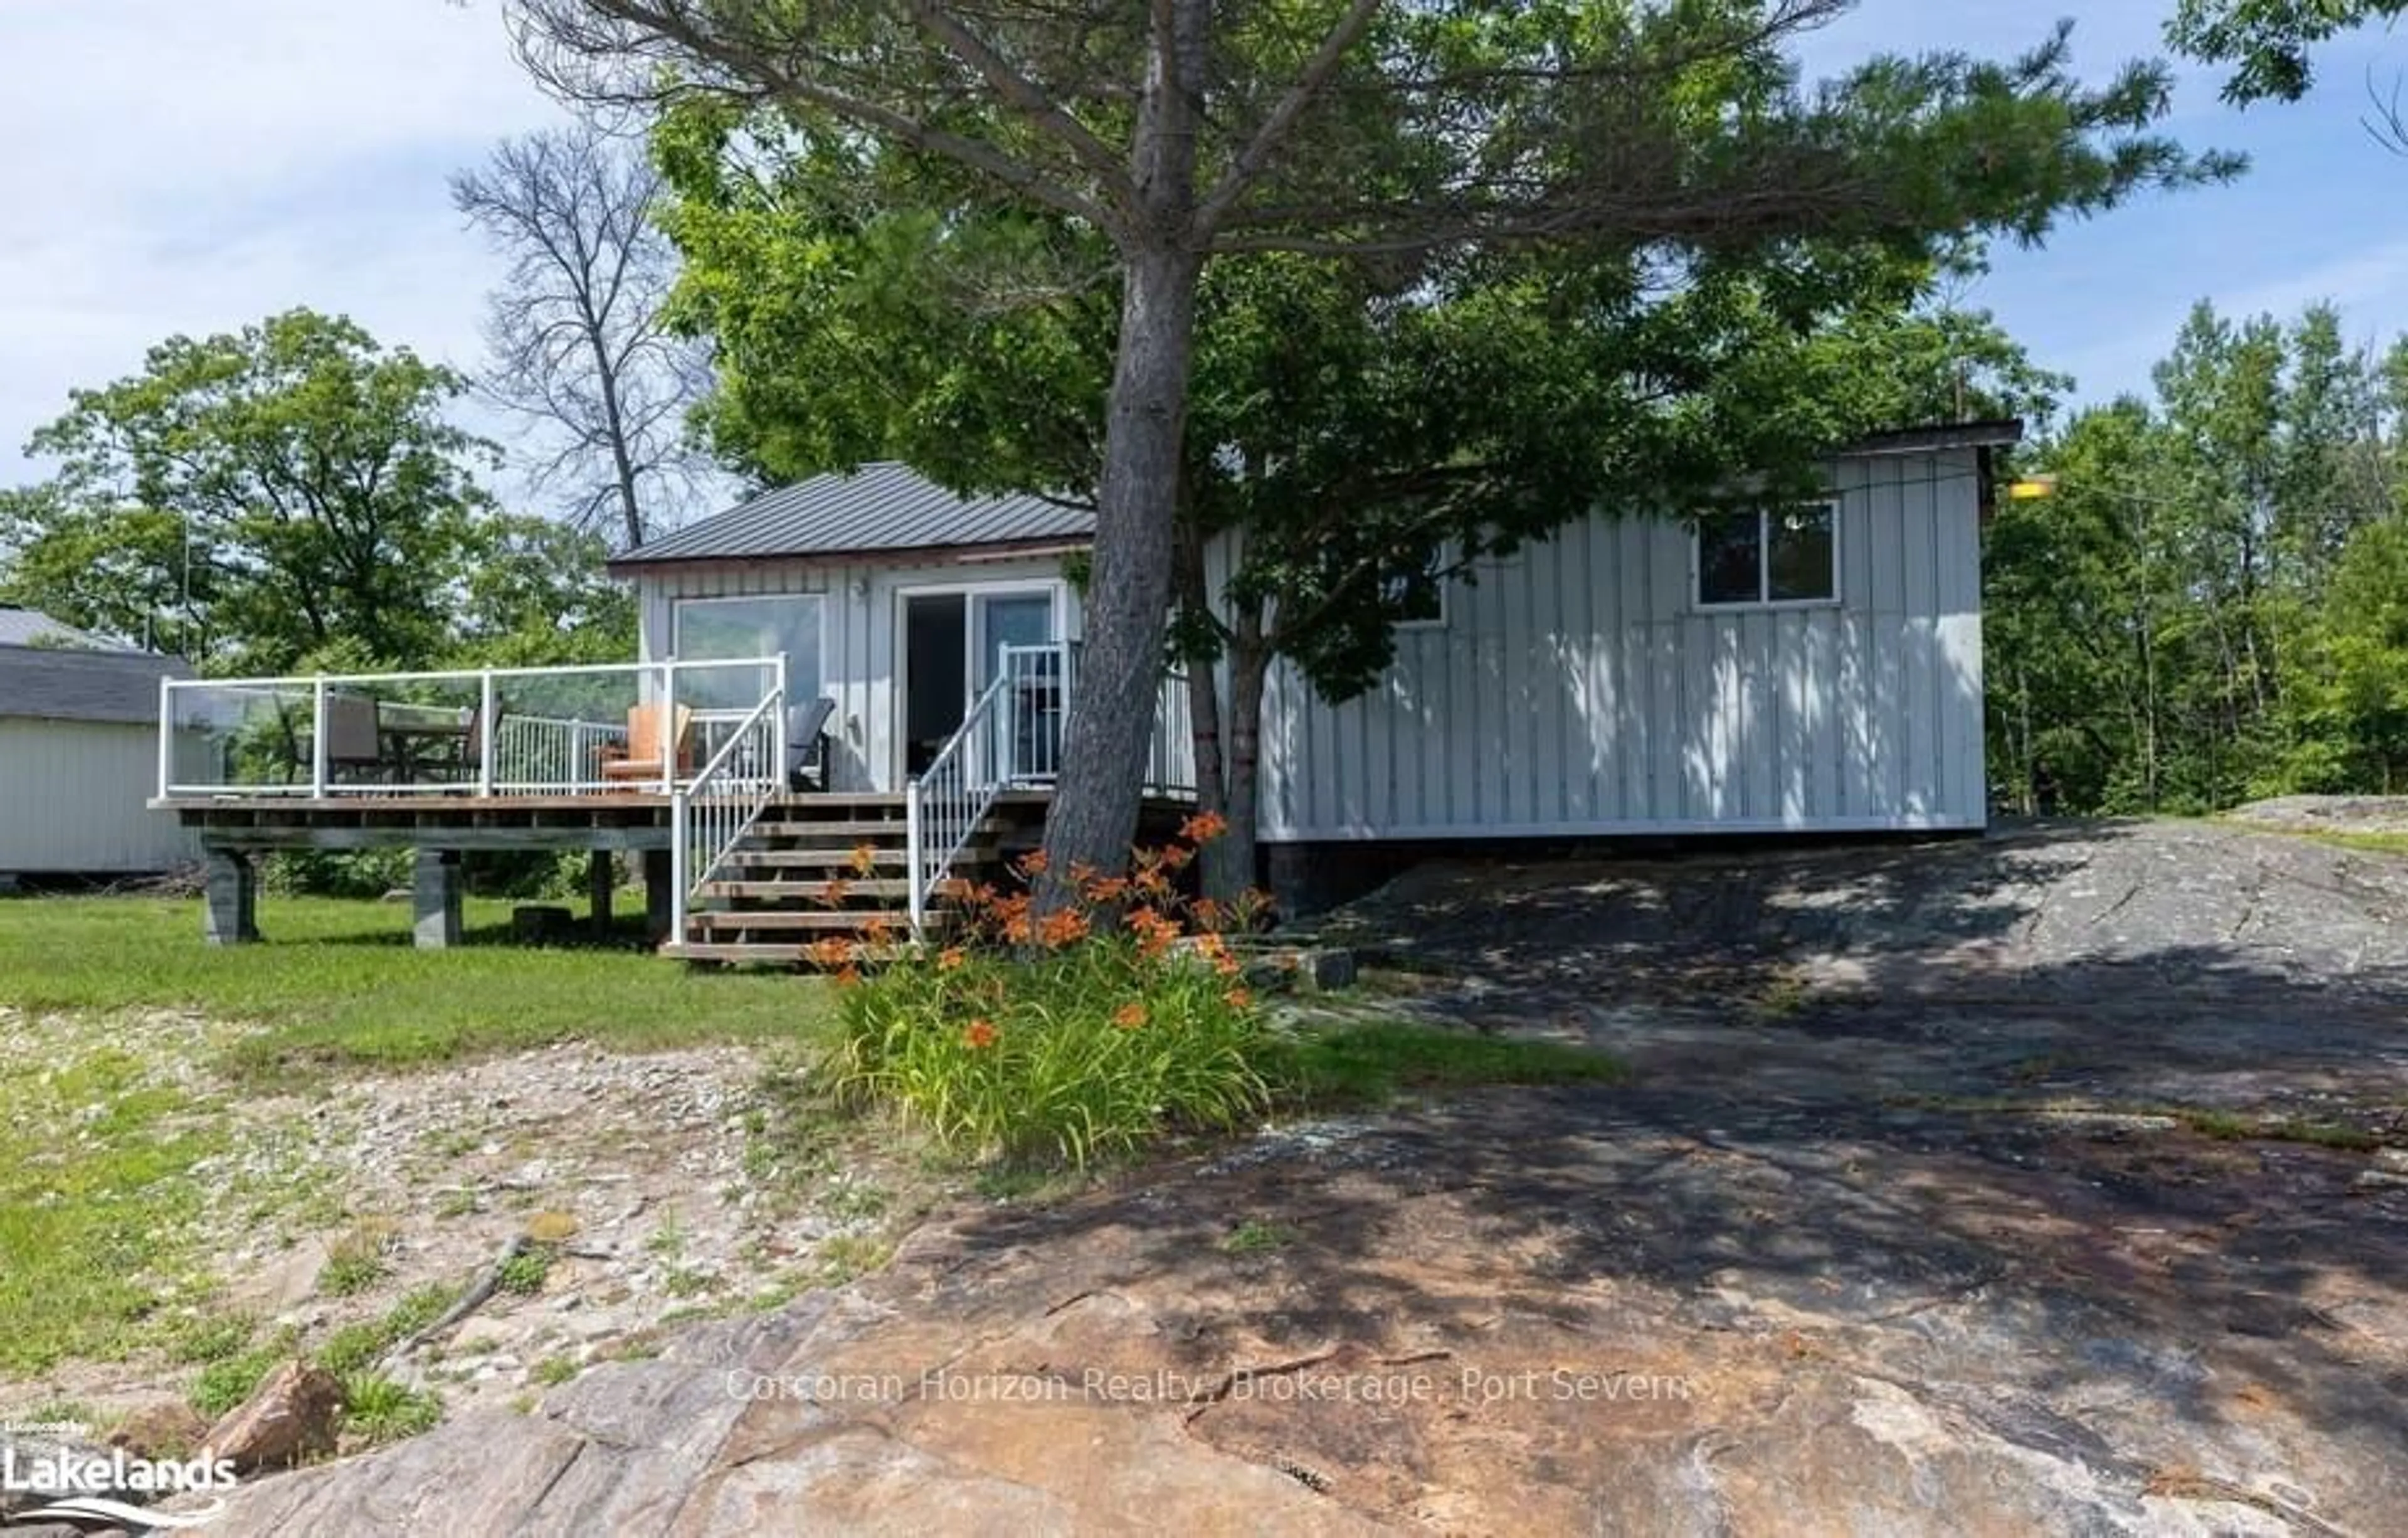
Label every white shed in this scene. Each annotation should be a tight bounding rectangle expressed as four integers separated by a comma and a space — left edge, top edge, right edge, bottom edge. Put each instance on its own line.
0, 610, 200, 878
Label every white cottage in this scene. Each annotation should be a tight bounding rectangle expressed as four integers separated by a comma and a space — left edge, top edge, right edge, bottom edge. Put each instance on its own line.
610, 420, 2009, 905
0, 608, 199, 879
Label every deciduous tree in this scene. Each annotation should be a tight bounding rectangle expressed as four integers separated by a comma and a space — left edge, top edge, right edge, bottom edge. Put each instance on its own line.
2168, 0, 2408, 102
9, 310, 496, 672
453, 122, 710, 549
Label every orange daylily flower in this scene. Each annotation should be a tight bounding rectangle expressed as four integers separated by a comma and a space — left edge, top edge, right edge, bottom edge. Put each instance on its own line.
848, 841, 881, 877
833, 963, 862, 989
1015, 848, 1049, 878
819, 876, 853, 907
806, 936, 856, 969
1037, 908, 1090, 948
1126, 908, 1180, 958
1223, 987, 1252, 1010
1156, 842, 1193, 871
938, 946, 967, 972
1180, 810, 1230, 844
963, 1018, 999, 1050
1112, 1001, 1148, 1030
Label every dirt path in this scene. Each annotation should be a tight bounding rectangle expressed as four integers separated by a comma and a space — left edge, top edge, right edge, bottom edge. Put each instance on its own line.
180, 820, 2408, 1534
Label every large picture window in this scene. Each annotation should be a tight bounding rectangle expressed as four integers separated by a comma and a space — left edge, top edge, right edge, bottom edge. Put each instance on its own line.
673, 595, 825, 710
1695, 502, 1839, 608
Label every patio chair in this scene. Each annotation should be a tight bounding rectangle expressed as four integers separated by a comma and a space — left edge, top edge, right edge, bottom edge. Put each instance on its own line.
322, 692, 386, 784
787, 696, 837, 792
599, 703, 694, 785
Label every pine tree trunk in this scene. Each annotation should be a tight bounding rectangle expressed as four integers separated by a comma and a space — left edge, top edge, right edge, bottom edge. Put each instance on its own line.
1038, 242, 1203, 903
1034, 0, 1207, 907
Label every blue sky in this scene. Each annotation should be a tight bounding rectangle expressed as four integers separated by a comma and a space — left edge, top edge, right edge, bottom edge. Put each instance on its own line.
1, 1, 2404, 489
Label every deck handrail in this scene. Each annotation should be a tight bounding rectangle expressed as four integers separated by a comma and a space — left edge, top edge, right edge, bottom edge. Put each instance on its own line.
669, 683, 788, 944
157, 656, 784, 802
905, 668, 1014, 939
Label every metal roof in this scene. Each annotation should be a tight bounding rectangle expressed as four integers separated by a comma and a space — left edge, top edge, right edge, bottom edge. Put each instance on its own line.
0, 643, 191, 726
612, 462, 1094, 568
1839, 418, 2025, 457
0, 605, 127, 650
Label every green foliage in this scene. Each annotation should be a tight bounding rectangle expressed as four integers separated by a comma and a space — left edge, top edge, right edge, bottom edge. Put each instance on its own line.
337, 1373, 442, 1446
1218, 1219, 1299, 1256
0, 1045, 224, 1374
9, 309, 496, 672
316, 1223, 394, 1298
190, 1349, 287, 1419
497, 1244, 555, 1296
309, 1283, 457, 1377
2168, 0, 2408, 103
1264, 1021, 1630, 1110
1988, 299, 2408, 814
167, 1313, 259, 1366
824, 936, 1274, 1169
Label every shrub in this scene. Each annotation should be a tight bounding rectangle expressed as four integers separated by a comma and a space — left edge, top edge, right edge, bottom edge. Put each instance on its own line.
820, 815, 1277, 1168
337, 1373, 441, 1445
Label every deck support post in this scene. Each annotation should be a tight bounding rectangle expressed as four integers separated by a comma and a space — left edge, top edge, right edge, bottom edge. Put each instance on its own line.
413, 849, 464, 950
588, 849, 615, 940
643, 847, 674, 944
201, 847, 260, 945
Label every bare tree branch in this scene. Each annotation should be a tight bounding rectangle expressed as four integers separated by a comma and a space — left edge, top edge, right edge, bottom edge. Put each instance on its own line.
453, 119, 709, 548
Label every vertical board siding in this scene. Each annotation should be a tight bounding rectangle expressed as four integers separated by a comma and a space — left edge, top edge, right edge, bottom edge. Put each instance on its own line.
0, 720, 200, 873
637, 554, 1077, 793
1249, 447, 1988, 839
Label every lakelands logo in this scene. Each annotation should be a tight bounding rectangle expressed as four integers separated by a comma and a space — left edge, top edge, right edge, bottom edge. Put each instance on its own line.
1, 1436, 237, 1529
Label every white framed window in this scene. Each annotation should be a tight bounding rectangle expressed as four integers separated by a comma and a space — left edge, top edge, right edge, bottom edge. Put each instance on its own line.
1694, 501, 1840, 609
673, 593, 826, 709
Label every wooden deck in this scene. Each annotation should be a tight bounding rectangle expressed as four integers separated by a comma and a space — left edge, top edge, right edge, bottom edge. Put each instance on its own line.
148, 788, 1129, 854
155, 792, 694, 850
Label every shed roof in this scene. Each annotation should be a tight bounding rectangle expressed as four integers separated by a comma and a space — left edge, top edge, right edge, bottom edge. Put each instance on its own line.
1839, 418, 2025, 457
0, 605, 127, 650
611, 462, 1093, 569
0, 644, 191, 726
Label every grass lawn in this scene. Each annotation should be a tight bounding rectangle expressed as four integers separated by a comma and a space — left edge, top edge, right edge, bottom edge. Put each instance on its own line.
0, 894, 1626, 1402
0, 894, 830, 1082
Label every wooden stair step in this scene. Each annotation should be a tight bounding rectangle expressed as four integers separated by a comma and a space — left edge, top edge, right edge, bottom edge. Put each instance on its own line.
746, 820, 914, 841
688, 909, 907, 931
664, 941, 916, 967
697, 878, 913, 901
717, 847, 910, 871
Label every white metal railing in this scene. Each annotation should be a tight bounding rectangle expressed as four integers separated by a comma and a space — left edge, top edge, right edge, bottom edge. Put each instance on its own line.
903, 642, 1199, 935
156, 657, 785, 800
670, 686, 787, 942
906, 669, 1013, 938
491, 714, 628, 793
1146, 666, 1196, 798
995, 641, 1073, 783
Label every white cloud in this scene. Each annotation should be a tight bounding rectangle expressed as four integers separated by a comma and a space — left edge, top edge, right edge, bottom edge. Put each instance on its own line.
0, 0, 566, 479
